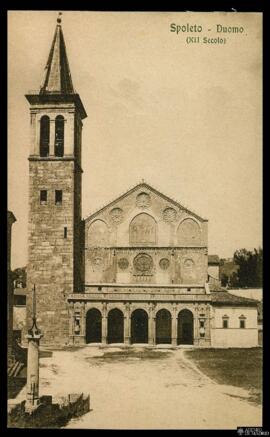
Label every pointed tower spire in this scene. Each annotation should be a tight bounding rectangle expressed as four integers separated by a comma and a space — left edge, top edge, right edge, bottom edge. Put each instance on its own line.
26, 13, 87, 119
40, 13, 74, 95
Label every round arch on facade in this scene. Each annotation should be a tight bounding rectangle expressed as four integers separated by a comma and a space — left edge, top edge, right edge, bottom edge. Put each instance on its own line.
87, 219, 109, 247
131, 308, 148, 344
155, 309, 172, 344
107, 308, 124, 344
177, 309, 194, 345
86, 308, 102, 344
177, 217, 202, 246
129, 212, 157, 246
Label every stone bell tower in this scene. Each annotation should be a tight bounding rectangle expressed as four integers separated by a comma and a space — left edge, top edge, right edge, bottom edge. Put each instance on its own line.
25, 15, 87, 345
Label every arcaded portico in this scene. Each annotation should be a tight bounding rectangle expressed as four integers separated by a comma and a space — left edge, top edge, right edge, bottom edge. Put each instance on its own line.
68, 284, 212, 347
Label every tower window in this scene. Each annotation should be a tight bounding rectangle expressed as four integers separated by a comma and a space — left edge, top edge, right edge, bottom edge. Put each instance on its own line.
40, 190, 47, 204
40, 115, 50, 157
64, 227, 67, 238
55, 190, 62, 205
55, 115, 64, 157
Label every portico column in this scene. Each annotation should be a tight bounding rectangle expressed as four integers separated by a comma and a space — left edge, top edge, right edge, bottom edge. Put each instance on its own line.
194, 304, 199, 346
172, 304, 177, 346
148, 304, 155, 346
124, 303, 131, 345
102, 303, 108, 344
205, 304, 211, 345
80, 302, 86, 344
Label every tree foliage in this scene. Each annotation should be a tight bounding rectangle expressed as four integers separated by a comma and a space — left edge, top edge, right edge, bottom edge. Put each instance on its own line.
232, 247, 263, 288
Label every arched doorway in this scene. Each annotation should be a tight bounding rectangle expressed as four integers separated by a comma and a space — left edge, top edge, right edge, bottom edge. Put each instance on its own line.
131, 309, 148, 344
178, 309, 194, 345
155, 309, 172, 344
86, 308, 102, 343
107, 309, 124, 344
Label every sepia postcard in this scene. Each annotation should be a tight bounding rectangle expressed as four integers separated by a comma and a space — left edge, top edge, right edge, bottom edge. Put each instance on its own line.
7, 10, 263, 430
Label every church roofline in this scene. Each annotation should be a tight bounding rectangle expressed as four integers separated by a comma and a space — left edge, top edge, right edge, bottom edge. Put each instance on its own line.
83, 180, 208, 223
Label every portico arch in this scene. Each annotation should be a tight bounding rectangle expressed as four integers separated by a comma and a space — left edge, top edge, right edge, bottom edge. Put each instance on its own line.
177, 309, 194, 345
107, 308, 124, 344
131, 309, 148, 344
86, 308, 102, 343
156, 309, 172, 344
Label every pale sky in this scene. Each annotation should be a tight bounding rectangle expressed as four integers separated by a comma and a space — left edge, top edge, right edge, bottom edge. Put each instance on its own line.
8, 11, 262, 269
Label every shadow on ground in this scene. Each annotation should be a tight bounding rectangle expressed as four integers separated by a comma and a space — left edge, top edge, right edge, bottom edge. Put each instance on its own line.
85, 348, 172, 363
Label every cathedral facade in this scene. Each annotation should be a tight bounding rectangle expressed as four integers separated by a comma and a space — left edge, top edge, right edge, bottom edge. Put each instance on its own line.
25, 18, 259, 348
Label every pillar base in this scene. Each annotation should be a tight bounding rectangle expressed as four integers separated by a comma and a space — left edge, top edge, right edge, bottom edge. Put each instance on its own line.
25, 398, 41, 414
69, 335, 86, 346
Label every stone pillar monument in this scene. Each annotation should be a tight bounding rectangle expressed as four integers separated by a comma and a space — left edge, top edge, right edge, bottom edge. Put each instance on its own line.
25, 285, 43, 414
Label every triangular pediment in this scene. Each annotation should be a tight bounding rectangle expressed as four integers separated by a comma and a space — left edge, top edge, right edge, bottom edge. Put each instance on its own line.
84, 181, 207, 223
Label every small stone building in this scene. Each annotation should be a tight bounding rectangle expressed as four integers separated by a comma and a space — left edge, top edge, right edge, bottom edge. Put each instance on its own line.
24, 17, 259, 348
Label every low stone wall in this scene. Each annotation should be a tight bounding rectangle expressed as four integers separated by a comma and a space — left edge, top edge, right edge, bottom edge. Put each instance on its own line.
8, 393, 90, 429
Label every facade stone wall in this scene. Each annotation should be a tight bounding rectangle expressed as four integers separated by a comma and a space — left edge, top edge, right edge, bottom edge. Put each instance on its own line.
85, 247, 207, 285
84, 184, 208, 286
85, 185, 208, 249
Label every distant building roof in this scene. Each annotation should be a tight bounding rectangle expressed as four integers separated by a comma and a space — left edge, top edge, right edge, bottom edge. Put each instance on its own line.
210, 291, 258, 306
208, 255, 220, 265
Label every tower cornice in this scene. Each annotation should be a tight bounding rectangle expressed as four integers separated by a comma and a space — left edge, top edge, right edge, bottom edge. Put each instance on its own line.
25, 93, 87, 120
